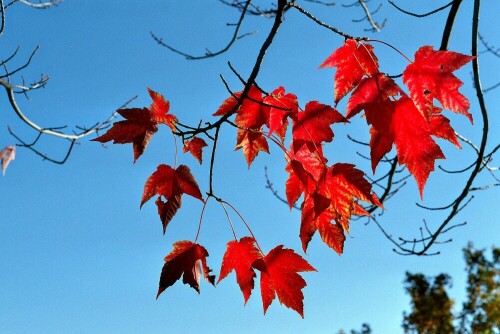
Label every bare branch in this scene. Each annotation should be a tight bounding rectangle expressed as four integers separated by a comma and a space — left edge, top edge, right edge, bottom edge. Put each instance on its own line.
151, 0, 252, 60
388, 0, 454, 18
17, 0, 62, 9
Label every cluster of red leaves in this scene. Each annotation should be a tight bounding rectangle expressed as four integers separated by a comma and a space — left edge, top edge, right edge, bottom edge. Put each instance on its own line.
212, 82, 381, 255
93, 39, 474, 317
157, 237, 315, 318
321, 40, 473, 197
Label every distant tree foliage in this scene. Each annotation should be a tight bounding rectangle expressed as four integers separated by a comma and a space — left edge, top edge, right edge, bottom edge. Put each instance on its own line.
402, 273, 455, 333
403, 243, 499, 334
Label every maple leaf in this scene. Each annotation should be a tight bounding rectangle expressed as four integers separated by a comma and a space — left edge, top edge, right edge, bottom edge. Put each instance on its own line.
323, 163, 382, 228
157, 241, 215, 298
147, 87, 178, 129
213, 91, 241, 117
92, 88, 178, 162
392, 97, 445, 197
402, 46, 475, 122
285, 141, 327, 202
0, 145, 16, 175
235, 85, 267, 130
346, 74, 403, 119
354, 94, 453, 196
430, 112, 461, 148
141, 164, 204, 231
183, 137, 208, 164
235, 129, 269, 167
155, 195, 182, 234
299, 163, 381, 253
320, 39, 379, 103
213, 85, 267, 130
252, 245, 316, 318
217, 237, 263, 304
300, 197, 346, 255
292, 101, 346, 144
264, 86, 298, 141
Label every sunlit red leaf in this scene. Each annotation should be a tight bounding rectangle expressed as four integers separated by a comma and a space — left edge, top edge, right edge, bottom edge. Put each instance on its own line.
346, 74, 402, 118
157, 241, 215, 298
402, 46, 475, 122
298, 163, 381, 253
300, 197, 347, 255
92, 88, 178, 162
292, 101, 346, 144
392, 97, 445, 197
252, 246, 316, 318
235, 129, 269, 167
320, 39, 379, 103
323, 163, 382, 229
235, 85, 267, 130
213, 92, 241, 117
218, 237, 262, 304
0, 145, 15, 175
285, 142, 326, 200
430, 113, 461, 148
183, 137, 208, 164
264, 86, 298, 141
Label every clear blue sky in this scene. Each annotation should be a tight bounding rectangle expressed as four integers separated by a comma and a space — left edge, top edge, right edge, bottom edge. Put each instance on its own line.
1, 1, 498, 333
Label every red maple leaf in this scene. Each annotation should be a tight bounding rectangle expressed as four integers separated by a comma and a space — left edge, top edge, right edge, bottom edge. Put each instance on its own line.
141, 164, 204, 231
402, 46, 475, 122
235, 85, 267, 129
264, 86, 298, 141
213, 91, 241, 117
319, 39, 379, 103
217, 237, 262, 304
92, 88, 178, 162
183, 137, 208, 164
346, 74, 403, 119
235, 129, 270, 167
430, 112, 461, 148
392, 97, 445, 197
213, 85, 267, 130
292, 101, 346, 144
155, 195, 182, 234
300, 196, 346, 255
299, 163, 381, 253
252, 246, 316, 318
353, 94, 453, 196
285, 141, 327, 202
157, 241, 215, 298
0, 145, 16, 175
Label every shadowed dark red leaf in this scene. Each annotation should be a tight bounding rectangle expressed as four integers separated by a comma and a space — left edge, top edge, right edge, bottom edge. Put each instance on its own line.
252, 245, 316, 318
155, 195, 182, 234
218, 237, 262, 304
92, 88, 177, 162
157, 241, 215, 298
183, 137, 208, 164
141, 165, 203, 229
